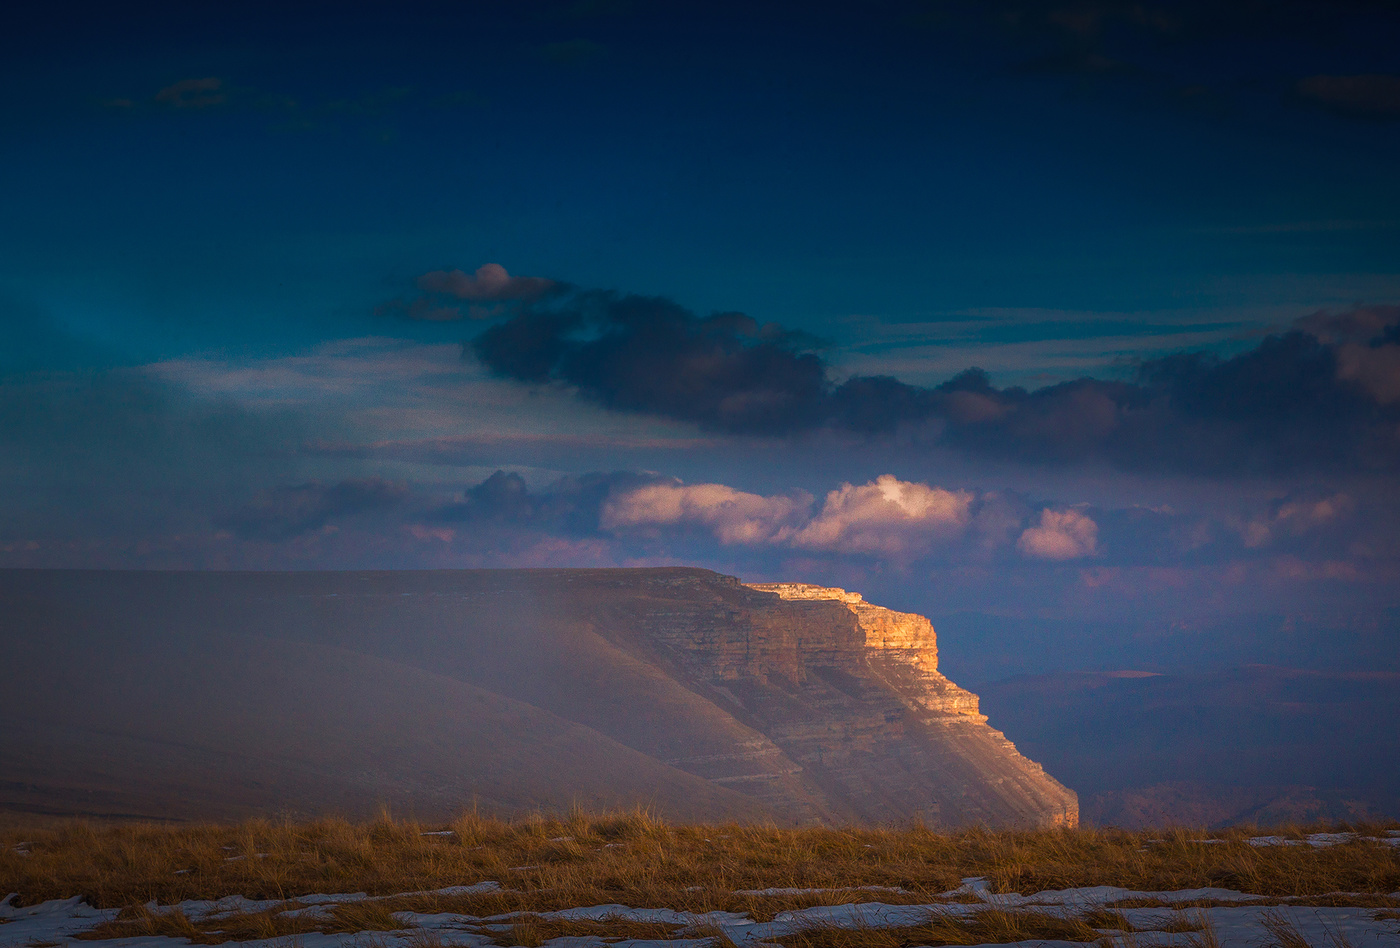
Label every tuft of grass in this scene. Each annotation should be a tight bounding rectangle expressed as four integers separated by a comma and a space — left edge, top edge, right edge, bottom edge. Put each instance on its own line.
1084, 908, 1138, 931
1260, 909, 1313, 948
1184, 916, 1224, 948
78, 905, 215, 944
324, 900, 407, 934
487, 914, 681, 947
1160, 910, 1209, 934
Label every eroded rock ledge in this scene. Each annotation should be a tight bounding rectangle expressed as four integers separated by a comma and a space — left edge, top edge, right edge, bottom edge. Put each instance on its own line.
746, 582, 983, 718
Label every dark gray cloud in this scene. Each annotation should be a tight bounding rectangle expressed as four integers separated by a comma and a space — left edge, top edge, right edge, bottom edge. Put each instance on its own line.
432, 469, 661, 536
472, 292, 830, 435
470, 291, 1400, 474
218, 479, 407, 540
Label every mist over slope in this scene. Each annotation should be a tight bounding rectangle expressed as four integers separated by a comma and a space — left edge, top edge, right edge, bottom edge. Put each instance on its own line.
0, 568, 1074, 827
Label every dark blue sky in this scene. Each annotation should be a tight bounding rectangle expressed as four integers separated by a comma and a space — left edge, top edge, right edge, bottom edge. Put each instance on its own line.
3, 1, 1399, 683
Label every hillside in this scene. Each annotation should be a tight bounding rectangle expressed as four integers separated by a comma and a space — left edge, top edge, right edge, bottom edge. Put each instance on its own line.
0, 568, 1075, 827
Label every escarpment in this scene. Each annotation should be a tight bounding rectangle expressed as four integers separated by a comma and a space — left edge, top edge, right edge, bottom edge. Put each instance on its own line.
0, 567, 1077, 827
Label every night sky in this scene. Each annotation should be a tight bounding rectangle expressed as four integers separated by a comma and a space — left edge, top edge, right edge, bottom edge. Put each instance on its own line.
4, 0, 1399, 684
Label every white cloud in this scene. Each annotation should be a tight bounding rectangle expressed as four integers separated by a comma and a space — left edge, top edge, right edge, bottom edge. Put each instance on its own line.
791, 475, 975, 555
601, 482, 810, 544
1017, 508, 1098, 560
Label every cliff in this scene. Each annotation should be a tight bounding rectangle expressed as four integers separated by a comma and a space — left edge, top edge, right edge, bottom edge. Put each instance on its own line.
0, 567, 1077, 828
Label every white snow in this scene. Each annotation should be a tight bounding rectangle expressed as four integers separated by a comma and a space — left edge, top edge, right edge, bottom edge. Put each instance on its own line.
1245, 832, 1400, 848
3, 877, 1397, 948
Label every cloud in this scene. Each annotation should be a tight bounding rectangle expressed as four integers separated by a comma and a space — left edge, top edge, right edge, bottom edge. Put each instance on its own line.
218, 479, 407, 540
1336, 345, 1400, 405
1294, 305, 1400, 345
435, 469, 661, 535
602, 481, 810, 544
419, 264, 556, 303
154, 77, 227, 109
603, 474, 975, 555
381, 264, 559, 321
792, 475, 975, 554
1018, 508, 1098, 560
472, 292, 829, 434
1237, 492, 1356, 549
470, 291, 1400, 474
1298, 74, 1400, 118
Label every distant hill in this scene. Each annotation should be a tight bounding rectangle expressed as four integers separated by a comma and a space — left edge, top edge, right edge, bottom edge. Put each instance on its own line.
0, 568, 1075, 827
977, 667, 1400, 827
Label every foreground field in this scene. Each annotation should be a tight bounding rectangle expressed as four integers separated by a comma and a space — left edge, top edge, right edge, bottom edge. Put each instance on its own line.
3, 813, 1399, 948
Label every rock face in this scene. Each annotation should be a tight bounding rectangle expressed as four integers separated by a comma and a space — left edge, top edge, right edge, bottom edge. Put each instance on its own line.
605, 576, 1078, 826
747, 582, 982, 715
0, 567, 1077, 827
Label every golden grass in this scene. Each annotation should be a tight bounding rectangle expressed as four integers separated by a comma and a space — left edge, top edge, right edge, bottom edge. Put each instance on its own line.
1259, 909, 1315, 948
2, 810, 1397, 920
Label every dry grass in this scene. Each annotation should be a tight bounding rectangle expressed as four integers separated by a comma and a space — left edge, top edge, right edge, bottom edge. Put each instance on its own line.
2, 810, 1397, 920
1260, 910, 1315, 948
76, 903, 330, 945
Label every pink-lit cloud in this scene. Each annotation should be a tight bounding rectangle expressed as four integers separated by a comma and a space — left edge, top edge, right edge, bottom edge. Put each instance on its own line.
1017, 508, 1098, 560
601, 482, 811, 544
417, 263, 555, 303
791, 475, 975, 555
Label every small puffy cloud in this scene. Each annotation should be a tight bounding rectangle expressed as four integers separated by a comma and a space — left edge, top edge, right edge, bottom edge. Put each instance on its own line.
381, 264, 558, 322
1275, 494, 1355, 533
1336, 344, 1400, 404
791, 475, 975, 555
1294, 306, 1400, 404
1238, 492, 1356, 549
601, 482, 810, 544
1017, 508, 1098, 560
418, 264, 556, 303
1297, 74, 1400, 118
155, 77, 227, 109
